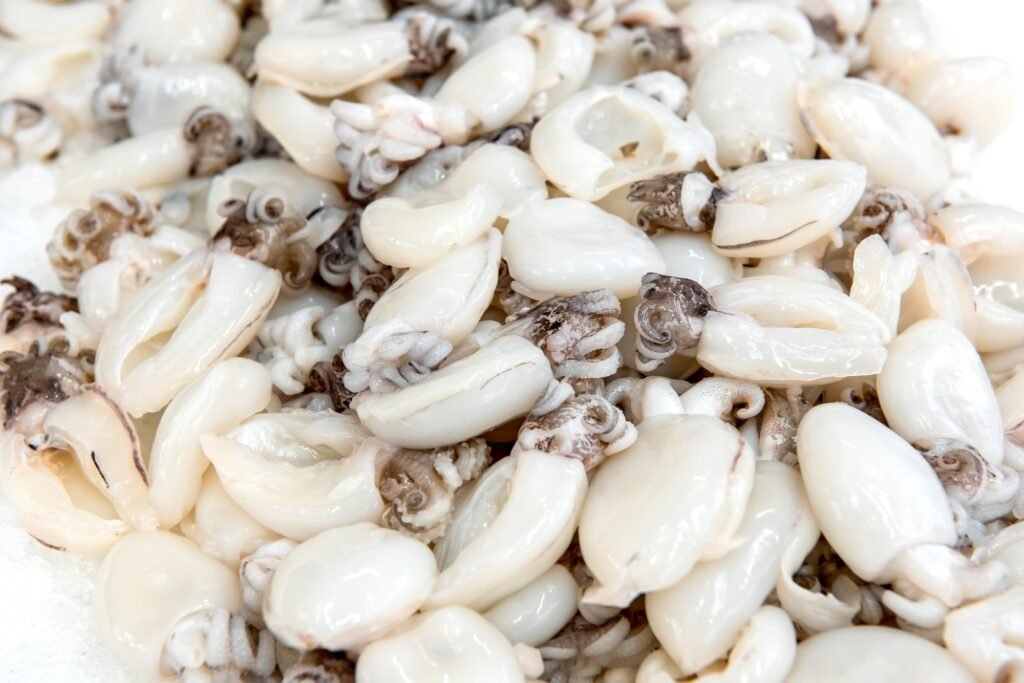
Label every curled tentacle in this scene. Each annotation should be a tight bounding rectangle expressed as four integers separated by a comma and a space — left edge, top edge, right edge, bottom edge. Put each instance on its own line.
627, 171, 721, 233
306, 353, 356, 412
758, 387, 808, 465
315, 209, 398, 318
47, 189, 156, 290
918, 439, 1021, 524
843, 186, 940, 252
1, 277, 77, 338
631, 25, 690, 73
539, 606, 656, 681
789, 536, 880, 626
342, 319, 452, 393
239, 539, 298, 630
184, 105, 255, 177
839, 382, 887, 424
633, 273, 713, 373
211, 189, 317, 292
495, 260, 541, 318
0, 98, 62, 165
91, 46, 145, 124
1, 339, 93, 433
161, 607, 276, 680
481, 121, 535, 151
376, 438, 490, 543
552, 0, 616, 33
624, 71, 690, 116
516, 391, 638, 470
256, 307, 337, 395
282, 649, 356, 683
332, 93, 463, 200
679, 377, 765, 422
402, 9, 468, 77
502, 289, 625, 380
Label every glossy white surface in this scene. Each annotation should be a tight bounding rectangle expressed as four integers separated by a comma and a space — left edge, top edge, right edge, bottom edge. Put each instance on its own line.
944, 585, 1024, 683
265, 523, 436, 650
205, 159, 345, 234
94, 531, 241, 681
503, 198, 666, 298
796, 403, 957, 581
580, 414, 754, 607
483, 564, 579, 647
437, 37, 536, 131
785, 626, 974, 683
361, 186, 500, 269
354, 335, 553, 449
356, 606, 525, 683
908, 57, 1016, 146
178, 472, 277, 570
801, 78, 951, 200
114, 0, 240, 65
691, 33, 814, 169
95, 252, 280, 417
148, 359, 273, 529
55, 129, 193, 204
426, 450, 586, 612
365, 229, 500, 343
699, 276, 890, 385
530, 85, 715, 201
651, 233, 736, 288
252, 82, 346, 182
254, 20, 409, 98
647, 461, 817, 674
712, 160, 866, 258
981, 522, 1024, 586
42, 387, 157, 532
1, 3, 1023, 680
201, 418, 381, 541
878, 319, 1005, 465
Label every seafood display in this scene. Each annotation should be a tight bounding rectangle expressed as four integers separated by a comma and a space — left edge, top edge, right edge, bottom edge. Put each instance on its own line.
1, 0, 1023, 681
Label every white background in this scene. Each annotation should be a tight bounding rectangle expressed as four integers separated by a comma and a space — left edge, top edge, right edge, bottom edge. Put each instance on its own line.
0, 2, 1022, 681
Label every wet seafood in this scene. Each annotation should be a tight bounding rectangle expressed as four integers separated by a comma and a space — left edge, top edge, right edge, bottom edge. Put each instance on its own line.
2, 0, 1023, 680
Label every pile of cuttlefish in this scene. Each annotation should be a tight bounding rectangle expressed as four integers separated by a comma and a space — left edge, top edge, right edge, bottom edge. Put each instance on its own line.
2, 0, 1024, 681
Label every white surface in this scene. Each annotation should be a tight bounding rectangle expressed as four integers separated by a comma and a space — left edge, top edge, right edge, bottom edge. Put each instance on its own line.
0, 2, 1022, 681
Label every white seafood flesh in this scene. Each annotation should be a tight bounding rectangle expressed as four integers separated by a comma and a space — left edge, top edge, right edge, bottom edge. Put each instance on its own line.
690, 33, 814, 169
878, 319, 1005, 466
798, 403, 1008, 623
95, 531, 242, 681
40, 386, 157, 532
179, 471, 278, 569
426, 450, 586, 612
114, 0, 241, 65
503, 198, 666, 298
699, 276, 891, 386
95, 250, 281, 417
647, 461, 817, 674
710, 160, 866, 258
364, 229, 500, 343
205, 159, 346, 234
800, 77, 951, 200
356, 606, 526, 683
483, 564, 580, 647
944, 586, 1024, 683
354, 335, 553, 449
580, 413, 754, 608
148, 358, 273, 529
785, 626, 973, 683
201, 412, 378, 541
530, 85, 717, 202
252, 82, 347, 182
264, 523, 436, 650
